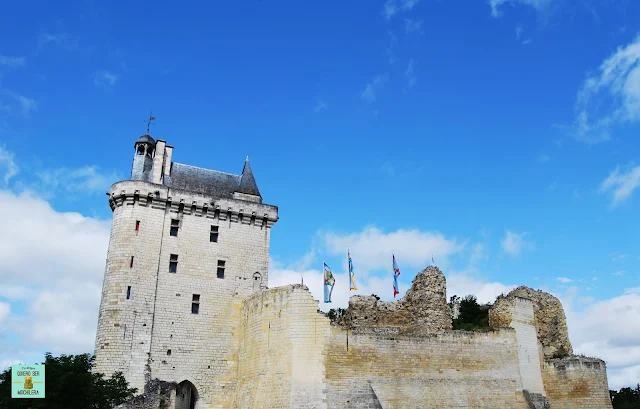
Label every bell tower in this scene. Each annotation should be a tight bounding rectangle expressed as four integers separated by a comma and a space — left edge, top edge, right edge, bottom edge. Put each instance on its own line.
131, 134, 155, 181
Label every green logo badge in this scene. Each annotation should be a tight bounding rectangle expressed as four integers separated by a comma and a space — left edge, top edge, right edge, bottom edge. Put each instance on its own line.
11, 364, 45, 398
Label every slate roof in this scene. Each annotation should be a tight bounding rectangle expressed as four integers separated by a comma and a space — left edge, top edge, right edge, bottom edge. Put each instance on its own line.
163, 159, 261, 199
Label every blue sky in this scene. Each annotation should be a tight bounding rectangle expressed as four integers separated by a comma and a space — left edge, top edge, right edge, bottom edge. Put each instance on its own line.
0, 0, 639, 389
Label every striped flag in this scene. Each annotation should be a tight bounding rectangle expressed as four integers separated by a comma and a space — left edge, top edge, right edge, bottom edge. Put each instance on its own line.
324, 263, 335, 303
349, 249, 357, 291
393, 254, 401, 298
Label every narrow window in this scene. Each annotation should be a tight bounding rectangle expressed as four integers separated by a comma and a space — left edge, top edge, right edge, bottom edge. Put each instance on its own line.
169, 254, 178, 273
210, 225, 219, 243
253, 272, 262, 291
130, 256, 134, 268
126, 286, 131, 299
135, 220, 140, 231
192, 294, 200, 314
217, 260, 225, 279
167, 349, 171, 356
170, 219, 179, 237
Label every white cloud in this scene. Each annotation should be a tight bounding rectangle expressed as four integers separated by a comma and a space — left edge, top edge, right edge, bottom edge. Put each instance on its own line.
537, 154, 551, 163
563, 289, 640, 390
447, 270, 515, 304
0, 90, 36, 116
0, 189, 110, 360
573, 35, 640, 144
501, 230, 534, 256
314, 100, 328, 112
405, 59, 417, 89
404, 18, 423, 34
0, 145, 19, 185
0, 302, 9, 326
94, 70, 118, 88
36, 165, 120, 195
39, 33, 79, 50
470, 242, 486, 264
323, 226, 463, 273
600, 165, 640, 207
0, 55, 26, 68
383, 0, 420, 20
361, 75, 387, 104
489, 0, 554, 18
556, 277, 573, 283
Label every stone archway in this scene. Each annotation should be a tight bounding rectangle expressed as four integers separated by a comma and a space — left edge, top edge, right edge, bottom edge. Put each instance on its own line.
175, 380, 198, 409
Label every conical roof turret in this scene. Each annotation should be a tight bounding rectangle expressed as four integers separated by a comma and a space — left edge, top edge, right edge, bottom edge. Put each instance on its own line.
237, 156, 261, 197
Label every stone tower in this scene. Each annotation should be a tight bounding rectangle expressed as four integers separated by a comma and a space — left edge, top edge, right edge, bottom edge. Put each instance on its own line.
93, 133, 278, 408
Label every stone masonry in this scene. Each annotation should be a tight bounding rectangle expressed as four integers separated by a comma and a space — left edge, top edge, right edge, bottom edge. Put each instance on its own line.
95, 133, 612, 409
345, 266, 452, 334
489, 286, 573, 359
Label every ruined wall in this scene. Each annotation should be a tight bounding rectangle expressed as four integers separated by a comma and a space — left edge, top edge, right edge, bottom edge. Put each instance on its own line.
489, 286, 573, 359
347, 266, 452, 334
232, 285, 330, 409
325, 327, 530, 409
542, 357, 613, 409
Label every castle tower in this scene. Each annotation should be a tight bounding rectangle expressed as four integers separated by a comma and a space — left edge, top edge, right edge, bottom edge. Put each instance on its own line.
131, 134, 155, 181
93, 132, 278, 408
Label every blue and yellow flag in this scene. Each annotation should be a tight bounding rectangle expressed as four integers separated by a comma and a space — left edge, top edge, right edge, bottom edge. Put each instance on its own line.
324, 263, 335, 303
348, 249, 357, 291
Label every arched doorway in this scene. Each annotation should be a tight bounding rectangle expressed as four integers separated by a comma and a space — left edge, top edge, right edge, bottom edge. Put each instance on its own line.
175, 380, 197, 409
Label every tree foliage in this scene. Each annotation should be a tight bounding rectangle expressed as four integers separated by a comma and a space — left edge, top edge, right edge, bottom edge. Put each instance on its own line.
0, 352, 137, 409
325, 308, 347, 324
449, 294, 492, 331
610, 384, 640, 408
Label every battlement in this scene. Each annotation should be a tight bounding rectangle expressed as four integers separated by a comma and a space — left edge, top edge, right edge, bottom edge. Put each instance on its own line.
108, 180, 278, 229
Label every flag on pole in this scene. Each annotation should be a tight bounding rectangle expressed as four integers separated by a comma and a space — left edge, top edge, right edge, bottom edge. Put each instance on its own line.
348, 249, 357, 291
393, 254, 401, 298
324, 262, 335, 303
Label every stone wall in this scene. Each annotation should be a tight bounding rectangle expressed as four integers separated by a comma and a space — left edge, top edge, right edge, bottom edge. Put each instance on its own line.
542, 357, 613, 409
232, 285, 330, 409
489, 286, 573, 359
346, 266, 452, 334
325, 327, 530, 409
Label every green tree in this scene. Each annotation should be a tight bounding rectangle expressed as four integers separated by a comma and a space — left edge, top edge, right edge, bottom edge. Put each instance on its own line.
451, 294, 491, 331
610, 384, 640, 408
0, 352, 137, 409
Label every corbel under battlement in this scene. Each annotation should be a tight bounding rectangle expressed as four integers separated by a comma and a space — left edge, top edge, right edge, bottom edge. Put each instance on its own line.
108, 181, 278, 229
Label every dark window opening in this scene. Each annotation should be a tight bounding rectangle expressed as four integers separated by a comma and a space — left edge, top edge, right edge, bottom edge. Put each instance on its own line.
192, 294, 200, 314
210, 225, 219, 242
167, 349, 171, 356
130, 256, 134, 268
170, 219, 179, 237
136, 145, 145, 155
135, 220, 140, 231
169, 254, 178, 273
126, 286, 131, 299
217, 260, 225, 279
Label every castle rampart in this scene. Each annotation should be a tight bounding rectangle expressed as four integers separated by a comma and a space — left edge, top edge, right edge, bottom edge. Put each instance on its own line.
97, 135, 613, 409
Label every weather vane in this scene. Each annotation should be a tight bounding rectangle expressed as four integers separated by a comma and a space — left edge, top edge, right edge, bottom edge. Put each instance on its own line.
145, 112, 156, 134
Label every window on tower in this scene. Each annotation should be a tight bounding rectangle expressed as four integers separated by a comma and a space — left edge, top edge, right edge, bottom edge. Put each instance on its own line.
169, 254, 178, 273
210, 225, 219, 242
135, 220, 140, 231
217, 260, 225, 279
192, 294, 200, 314
130, 256, 134, 268
126, 286, 131, 299
170, 219, 180, 237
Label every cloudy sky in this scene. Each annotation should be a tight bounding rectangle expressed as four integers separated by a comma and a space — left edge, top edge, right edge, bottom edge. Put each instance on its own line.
1, 0, 639, 391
